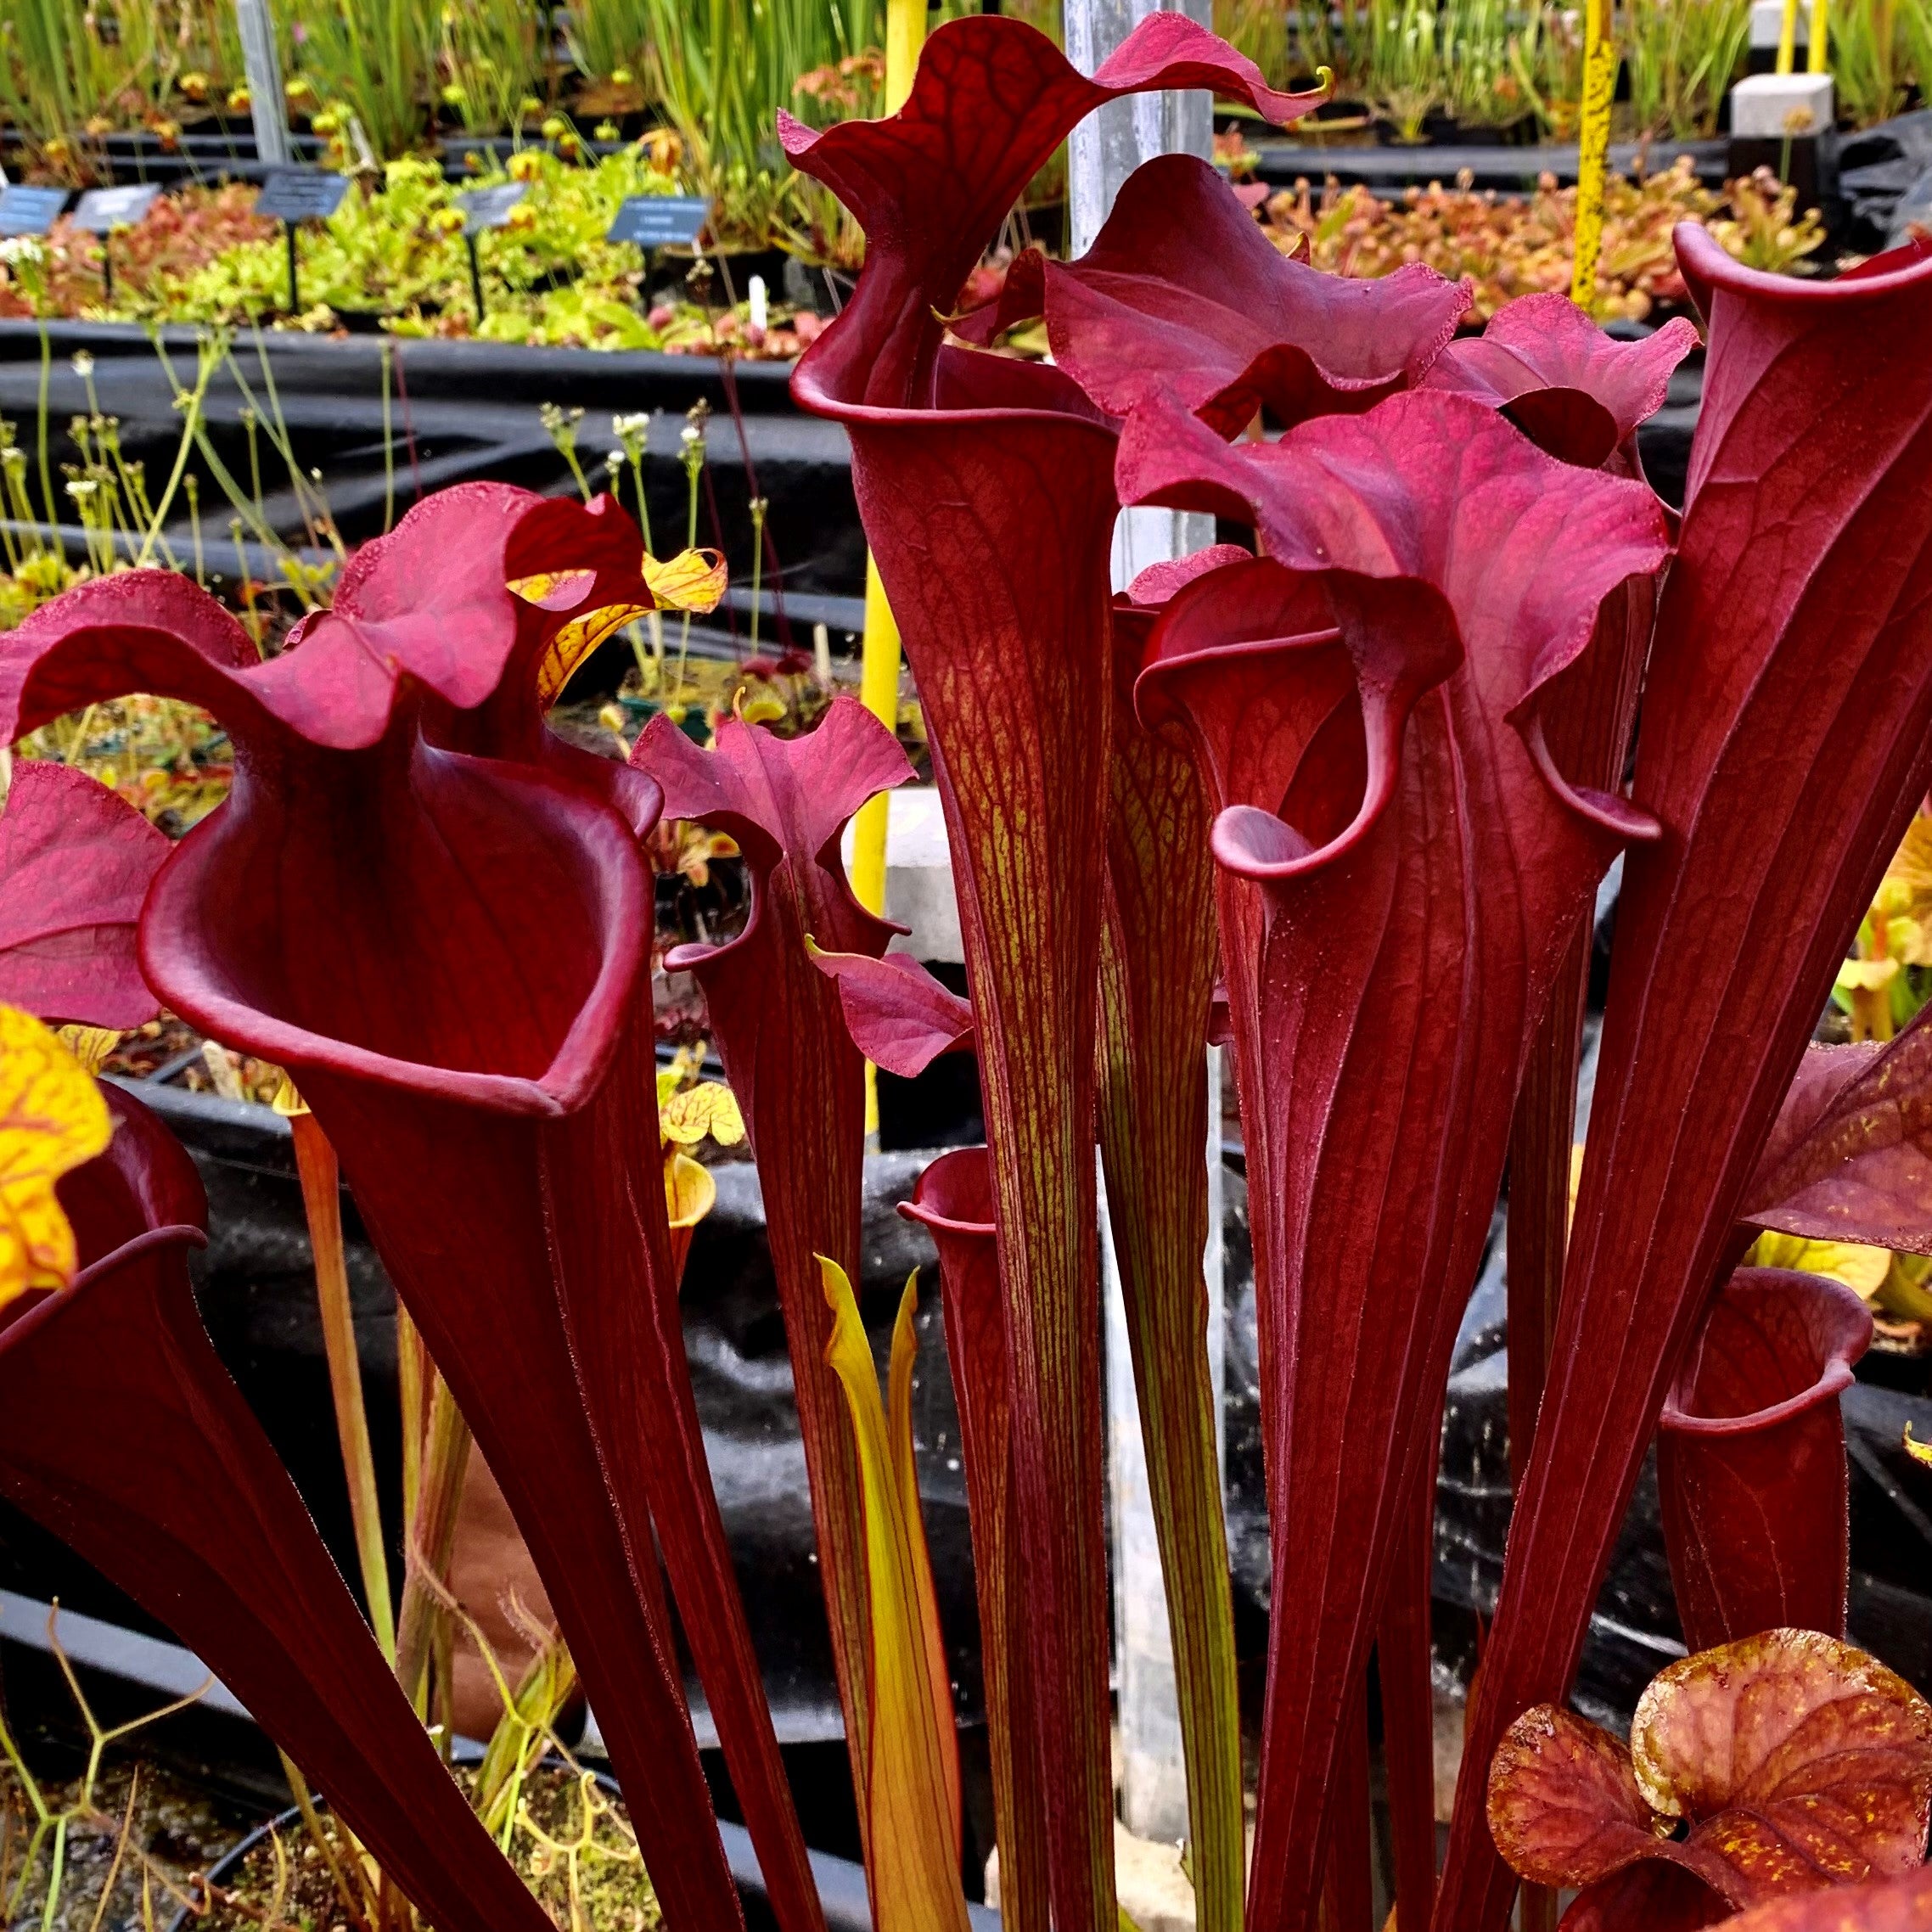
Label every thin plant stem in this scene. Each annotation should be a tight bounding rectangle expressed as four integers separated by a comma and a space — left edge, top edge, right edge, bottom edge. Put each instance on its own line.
187, 475, 205, 587
289, 1108, 397, 1663
147, 331, 293, 563
674, 428, 703, 696
747, 496, 766, 655
278, 1751, 374, 1932
624, 451, 664, 662
240, 334, 332, 553
229, 520, 261, 652
393, 1372, 474, 1715
38, 1818, 65, 1932
134, 344, 216, 568
81, 1769, 138, 1932
243, 412, 262, 525
628, 453, 653, 551
379, 340, 396, 534
398, 1302, 426, 1529
34, 322, 58, 548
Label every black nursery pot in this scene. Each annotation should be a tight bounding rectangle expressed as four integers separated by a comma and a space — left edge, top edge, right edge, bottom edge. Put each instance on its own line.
654, 245, 793, 306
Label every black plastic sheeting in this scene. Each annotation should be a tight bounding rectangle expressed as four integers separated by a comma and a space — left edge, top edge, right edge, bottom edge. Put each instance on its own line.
6, 1056, 1925, 1740
0, 312, 1700, 614
1249, 135, 1732, 194
0, 320, 863, 607
1838, 109, 1932, 250
5, 1081, 983, 1740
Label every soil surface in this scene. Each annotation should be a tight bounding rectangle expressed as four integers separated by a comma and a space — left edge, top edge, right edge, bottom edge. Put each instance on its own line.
202, 1765, 661, 1932
1, 1759, 254, 1932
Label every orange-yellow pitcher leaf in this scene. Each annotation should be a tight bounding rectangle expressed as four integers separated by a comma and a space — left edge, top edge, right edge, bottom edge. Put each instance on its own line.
734, 688, 789, 727
663, 1149, 716, 1288
1907, 1425, 1932, 1469
660, 1081, 746, 1149
1745, 1231, 1892, 1301
1487, 1704, 1669, 1890
0, 1006, 113, 1308
665, 1149, 716, 1233
818, 1255, 969, 1932
1705, 1864, 1932, 1932
53, 1026, 121, 1077
1631, 1631, 1932, 1832
642, 547, 727, 615
888, 1270, 962, 1860
1489, 1632, 1932, 1924
531, 604, 654, 707
507, 568, 600, 612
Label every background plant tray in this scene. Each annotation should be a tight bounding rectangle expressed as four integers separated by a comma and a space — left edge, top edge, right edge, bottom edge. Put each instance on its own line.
0, 320, 861, 601
0, 317, 1699, 624
1249, 132, 1732, 192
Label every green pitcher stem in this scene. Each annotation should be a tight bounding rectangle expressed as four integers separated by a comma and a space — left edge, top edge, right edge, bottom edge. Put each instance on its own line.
394, 1371, 475, 1714
1098, 927, 1244, 1932
289, 1109, 398, 1664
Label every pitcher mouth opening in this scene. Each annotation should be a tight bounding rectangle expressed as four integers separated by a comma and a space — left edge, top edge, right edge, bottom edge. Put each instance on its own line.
902, 1144, 997, 1234
139, 740, 651, 1120
1660, 1270, 1873, 1439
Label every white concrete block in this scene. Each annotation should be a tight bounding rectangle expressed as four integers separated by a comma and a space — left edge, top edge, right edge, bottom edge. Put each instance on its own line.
987, 1824, 1206, 1932
1729, 70, 1834, 138
1749, 0, 1806, 52
839, 783, 963, 964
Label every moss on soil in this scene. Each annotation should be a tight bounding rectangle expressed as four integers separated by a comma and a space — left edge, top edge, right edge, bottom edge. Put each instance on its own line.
205, 1765, 661, 1932
0, 1760, 254, 1932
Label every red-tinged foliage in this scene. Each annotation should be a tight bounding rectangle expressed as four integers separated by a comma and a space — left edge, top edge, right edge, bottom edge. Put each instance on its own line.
307, 486, 817, 1932
780, 13, 1328, 412
0, 520, 753, 1931
1710, 1865, 1932, 1932
1378, 1482, 1441, 1932
1481, 312, 1688, 1923
1744, 1011, 1932, 1255
819, 1259, 968, 1932
1420, 293, 1700, 470
1441, 229, 1932, 1932
1659, 1270, 1873, 1652
784, 21, 1328, 1927
1431, 306, 1685, 1523
900, 1149, 1048, 1932
809, 944, 975, 1079
0, 761, 166, 1028
636, 696, 913, 1859
1127, 387, 1670, 1932
949, 154, 1469, 435
1488, 1631, 1932, 1929
0, 1087, 557, 1932
1392, 308, 1687, 1932
1488, 1705, 1666, 1892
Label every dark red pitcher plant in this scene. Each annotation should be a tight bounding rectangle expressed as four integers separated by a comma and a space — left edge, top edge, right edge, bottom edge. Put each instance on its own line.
0, 486, 814, 1932
1442, 229, 1932, 1932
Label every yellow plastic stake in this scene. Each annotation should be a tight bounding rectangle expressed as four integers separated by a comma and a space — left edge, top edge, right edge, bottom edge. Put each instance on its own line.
1570, 0, 1616, 310
1808, 0, 1829, 72
886, 0, 928, 113
851, 558, 901, 924
852, 0, 928, 1136
1778, 0, 1802, 73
